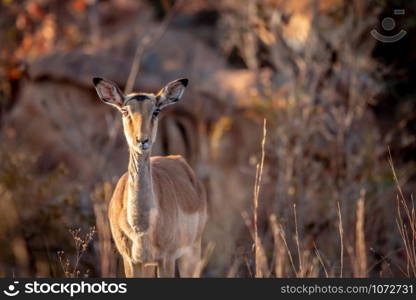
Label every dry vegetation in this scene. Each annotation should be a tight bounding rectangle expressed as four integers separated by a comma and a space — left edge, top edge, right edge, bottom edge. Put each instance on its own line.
0, 0, 415, 277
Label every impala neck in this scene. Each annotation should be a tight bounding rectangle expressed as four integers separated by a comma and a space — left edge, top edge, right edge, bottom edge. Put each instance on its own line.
126, 149, 156, 232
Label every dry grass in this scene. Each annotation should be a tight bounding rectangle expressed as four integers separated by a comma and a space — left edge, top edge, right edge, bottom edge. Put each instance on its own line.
237, 141, 416, 278
389, 149, 416, 277
91, 183, 117, 277
253, 119, 267, 277
337, 201, 344, 277
57, 227, 96, 278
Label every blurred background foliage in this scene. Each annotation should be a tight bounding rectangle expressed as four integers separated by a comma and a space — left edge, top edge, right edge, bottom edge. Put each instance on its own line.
0, 0, 416, 277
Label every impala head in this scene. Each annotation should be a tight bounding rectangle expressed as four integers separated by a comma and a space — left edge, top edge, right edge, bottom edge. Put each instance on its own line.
93, 77, 188, 154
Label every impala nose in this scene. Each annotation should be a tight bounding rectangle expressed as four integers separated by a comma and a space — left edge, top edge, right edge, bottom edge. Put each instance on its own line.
137, 138, 150, 150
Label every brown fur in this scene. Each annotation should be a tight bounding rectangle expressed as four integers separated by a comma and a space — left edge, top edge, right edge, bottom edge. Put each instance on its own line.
108, 156, 207, 277
152, 156, 205, 213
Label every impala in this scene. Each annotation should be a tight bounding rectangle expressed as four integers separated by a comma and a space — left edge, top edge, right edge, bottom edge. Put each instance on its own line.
93, 77, 207, 277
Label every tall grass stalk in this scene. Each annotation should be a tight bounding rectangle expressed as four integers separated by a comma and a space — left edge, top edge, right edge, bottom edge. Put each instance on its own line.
253, 119, 267, 277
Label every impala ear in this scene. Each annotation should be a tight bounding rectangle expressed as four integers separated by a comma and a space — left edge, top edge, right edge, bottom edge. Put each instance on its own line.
93, 77, 125, 110
156, 78, 188, 109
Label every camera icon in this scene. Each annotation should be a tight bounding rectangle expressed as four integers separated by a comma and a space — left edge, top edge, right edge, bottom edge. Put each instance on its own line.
371, 9, 407, 43
3, 281, 20, 297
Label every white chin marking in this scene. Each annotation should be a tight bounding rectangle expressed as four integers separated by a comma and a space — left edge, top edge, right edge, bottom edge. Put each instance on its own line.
135, 148, 143, 154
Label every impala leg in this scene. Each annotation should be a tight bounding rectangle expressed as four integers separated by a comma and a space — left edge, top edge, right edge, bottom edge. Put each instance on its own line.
131, 262, 145, 278
123, 257, 134, 278
178, 242, 202, 278
157, 258, 175, 278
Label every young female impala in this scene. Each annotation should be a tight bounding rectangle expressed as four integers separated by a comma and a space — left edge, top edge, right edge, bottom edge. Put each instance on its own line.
93, 77, 207, 277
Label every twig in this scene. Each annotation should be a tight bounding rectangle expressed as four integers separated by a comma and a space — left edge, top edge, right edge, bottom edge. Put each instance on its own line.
313, 241, 329, 278
124, 0, 182, 94
253, 119, 267, 277
192, 242, 215, 278
293, 203, 303, 276
337, 201, 344, 278
388, 147, 405, 201
277, 222, 297, 276
355, 190, 367, 277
